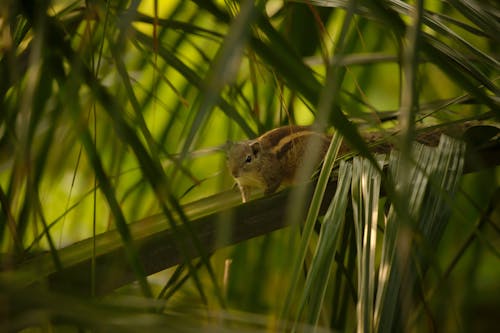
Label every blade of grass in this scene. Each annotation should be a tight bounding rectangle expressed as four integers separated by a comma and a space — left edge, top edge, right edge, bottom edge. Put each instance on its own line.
280, 131, 344, 326
181, 0, 260, 156
420, 32, 499, 113
20, 8, 152, 297
374, 143, 430, 332
133, 30, 256, 138
194, 0, 384, 168
295, 160, 353, 329
67, 112, 152, 298
388, 0, 500, 70
446, 0, 500, 43
351, 155, 384, 333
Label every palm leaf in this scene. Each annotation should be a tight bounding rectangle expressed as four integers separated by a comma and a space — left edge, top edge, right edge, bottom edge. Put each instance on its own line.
375, 136, 466, 332
0, 0, 498, 331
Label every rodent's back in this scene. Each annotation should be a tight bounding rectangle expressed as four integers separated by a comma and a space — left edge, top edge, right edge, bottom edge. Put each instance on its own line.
257, 125, 311, 150
262, 126, 330, 184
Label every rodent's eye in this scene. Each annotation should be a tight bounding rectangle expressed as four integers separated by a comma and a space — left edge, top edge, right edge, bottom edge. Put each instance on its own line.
245, 155, 252, 163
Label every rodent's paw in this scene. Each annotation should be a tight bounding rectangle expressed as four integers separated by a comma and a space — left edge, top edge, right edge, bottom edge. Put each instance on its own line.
238, 183, 251, 203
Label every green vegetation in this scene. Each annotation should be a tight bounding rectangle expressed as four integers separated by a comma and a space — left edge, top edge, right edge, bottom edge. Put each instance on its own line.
0, 0, 499, 332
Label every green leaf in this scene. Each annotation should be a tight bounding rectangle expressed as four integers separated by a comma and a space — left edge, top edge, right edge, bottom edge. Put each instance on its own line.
298, 160, 352, 327
351, 155, 384, 333
375, 136, 466, 332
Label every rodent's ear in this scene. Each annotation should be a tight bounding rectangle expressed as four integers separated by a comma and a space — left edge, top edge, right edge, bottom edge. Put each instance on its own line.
250, 141, 261, 156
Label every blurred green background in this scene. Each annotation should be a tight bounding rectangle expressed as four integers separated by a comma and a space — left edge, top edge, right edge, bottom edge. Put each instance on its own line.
0, 0, 498, 332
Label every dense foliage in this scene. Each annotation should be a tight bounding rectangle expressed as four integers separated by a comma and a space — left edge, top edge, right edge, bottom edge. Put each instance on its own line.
0, 0, 498, 332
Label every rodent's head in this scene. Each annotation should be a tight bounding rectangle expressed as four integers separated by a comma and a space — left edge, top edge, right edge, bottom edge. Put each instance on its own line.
226, 141, 262, 183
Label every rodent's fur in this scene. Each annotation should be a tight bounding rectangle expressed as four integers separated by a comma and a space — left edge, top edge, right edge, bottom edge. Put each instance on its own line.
227, 125, 330, 202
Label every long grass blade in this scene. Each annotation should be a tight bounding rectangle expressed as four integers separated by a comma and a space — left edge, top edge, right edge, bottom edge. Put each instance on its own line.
351, 155, 384, 333
182, 0, 260, 155
296, 160, 353, 328
280, 131, 344, 326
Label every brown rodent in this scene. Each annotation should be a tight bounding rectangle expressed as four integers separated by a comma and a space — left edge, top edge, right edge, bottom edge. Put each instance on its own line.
226, 125, 331, 202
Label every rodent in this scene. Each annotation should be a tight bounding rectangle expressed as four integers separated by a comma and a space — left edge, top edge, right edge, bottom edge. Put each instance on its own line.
226, 125, 331, 202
